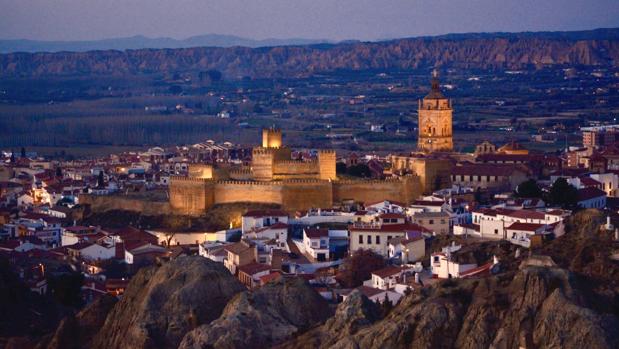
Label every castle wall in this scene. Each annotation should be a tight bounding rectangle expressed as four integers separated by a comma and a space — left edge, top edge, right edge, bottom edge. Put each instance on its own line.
272, 160, 320, 179
214, 180, 283, 206
333, 176, 421, 205
80, 194, 173, 215
280, 180, 333, 211
169, 176, 214, 215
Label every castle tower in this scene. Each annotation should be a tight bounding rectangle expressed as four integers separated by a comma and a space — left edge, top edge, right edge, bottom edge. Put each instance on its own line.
262, 127, 282, 148
417, 70, 453, 153
317, 150, 337, 181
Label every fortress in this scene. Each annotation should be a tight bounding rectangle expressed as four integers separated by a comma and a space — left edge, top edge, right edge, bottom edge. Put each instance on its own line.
169, 73, 454, 215
169, 128, 424, 215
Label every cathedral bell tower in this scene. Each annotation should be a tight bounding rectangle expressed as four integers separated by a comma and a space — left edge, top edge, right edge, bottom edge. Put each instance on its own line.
417, 70, 454, 153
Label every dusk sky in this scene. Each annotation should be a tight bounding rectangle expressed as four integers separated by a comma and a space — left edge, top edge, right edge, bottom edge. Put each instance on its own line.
1, 0, 618, 41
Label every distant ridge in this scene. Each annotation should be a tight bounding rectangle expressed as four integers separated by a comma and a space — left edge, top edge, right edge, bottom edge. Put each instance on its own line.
1, 28, 618, 54
0, 28, 617, 78
0, 34, 331, 54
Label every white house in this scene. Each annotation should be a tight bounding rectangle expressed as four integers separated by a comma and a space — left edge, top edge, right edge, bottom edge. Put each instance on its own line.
241, 209, 289, 234
431, 243, 477, 279
466, 208, 568, 240
347, 286, 403, 304
61, 226, 99, 246
244, 222, 288, 245
506, 222, 548, 248
67, 242, 116, 261
302, 228, 330, 262
387, 235, 425, 263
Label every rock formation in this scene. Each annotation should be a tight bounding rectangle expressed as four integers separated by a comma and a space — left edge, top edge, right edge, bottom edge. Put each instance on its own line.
180, 277, 332, 349
1, 29, 618, 78
41, 294, 118, 349
280, 265, 619, 349
90, 256, 245, 349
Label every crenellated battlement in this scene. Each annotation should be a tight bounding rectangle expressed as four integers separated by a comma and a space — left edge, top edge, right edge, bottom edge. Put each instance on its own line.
170, 175, 213, 183
252, 147, 277, 156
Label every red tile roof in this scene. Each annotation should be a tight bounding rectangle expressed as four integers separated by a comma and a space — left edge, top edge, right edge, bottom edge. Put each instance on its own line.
356, 286, 384, 298
378, 213, 405, 219
371, 266, 402, 278
349, 223, 430, 233
577, 187, 606, 201
506, 222, 546, 232
304, 228, 329, 239
237, 262, 271, 276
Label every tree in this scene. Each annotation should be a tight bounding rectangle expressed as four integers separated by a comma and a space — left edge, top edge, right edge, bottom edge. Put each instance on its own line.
515, 179, 542, 198
9, 150, 15, 163
347, 164, 372, 178
336, 249, 386, 288
548, 178, 579, 209
47, 272, 84, 307
336, 162, 347, 174
55, 166, 63, 178
381, 293, 394, 316
97, 171, 105, 188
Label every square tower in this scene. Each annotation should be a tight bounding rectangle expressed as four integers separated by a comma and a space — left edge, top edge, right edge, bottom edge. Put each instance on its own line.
417, 70, 454, 153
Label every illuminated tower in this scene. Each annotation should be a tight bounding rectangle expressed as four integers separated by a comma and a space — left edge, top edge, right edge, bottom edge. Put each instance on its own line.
417, 70, 453, 153
262, 127, 282, 148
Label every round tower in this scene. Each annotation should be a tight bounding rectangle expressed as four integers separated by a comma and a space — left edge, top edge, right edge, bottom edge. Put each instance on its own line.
262, 127, 282, 148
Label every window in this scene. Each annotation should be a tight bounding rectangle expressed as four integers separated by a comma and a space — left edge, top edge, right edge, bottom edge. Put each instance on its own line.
429, 219, 434, 224
367, 235, 372, 244
358, 234, 363, 244
418, 220, 423, 224
387, 235, 392, 242
433, 256, 439, 263
440, 219, 446, 224
494, 229, 499, 235
376, 236, 381, 244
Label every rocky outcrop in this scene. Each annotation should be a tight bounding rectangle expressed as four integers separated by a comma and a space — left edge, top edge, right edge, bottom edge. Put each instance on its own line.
42, 294, 117, 349
90, 256, 245, 349
277, 289, 382, 349
281, 265, 619, 349
179, 277, 332, 349
1, 29, 618, 78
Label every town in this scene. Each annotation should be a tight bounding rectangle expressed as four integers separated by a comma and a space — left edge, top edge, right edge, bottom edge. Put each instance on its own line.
1, 71, 618, 313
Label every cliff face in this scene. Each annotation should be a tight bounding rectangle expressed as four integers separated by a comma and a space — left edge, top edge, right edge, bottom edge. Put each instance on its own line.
280, 265, 619, 349
41, 294, 118, 349
1, 31, 617, 78
90, 256, 245, 349
179, 277, 332, 349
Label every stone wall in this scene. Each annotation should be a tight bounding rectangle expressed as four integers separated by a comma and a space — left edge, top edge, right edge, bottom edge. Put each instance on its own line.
80, 194, 173, 216
272, 160, 319, 179
169, 176, 213, 215
280, 180, 333, 211
333, 176, 421, 205
214, 180, 283, 206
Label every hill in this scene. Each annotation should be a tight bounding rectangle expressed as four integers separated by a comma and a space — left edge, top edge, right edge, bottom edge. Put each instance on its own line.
1, 28, 617, 79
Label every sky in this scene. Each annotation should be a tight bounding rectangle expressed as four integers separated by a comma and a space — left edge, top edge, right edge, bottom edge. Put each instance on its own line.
1, 0, 618, 41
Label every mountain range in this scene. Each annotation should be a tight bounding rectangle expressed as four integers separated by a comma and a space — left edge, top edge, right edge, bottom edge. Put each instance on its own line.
0, 28, 618, 79
0, 34, 332, 54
